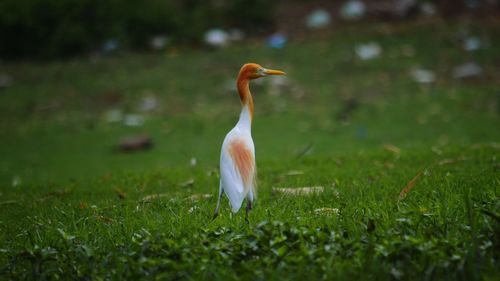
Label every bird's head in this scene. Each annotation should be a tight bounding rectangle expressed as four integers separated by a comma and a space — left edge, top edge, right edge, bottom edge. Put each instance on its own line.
238, 63, 286, 80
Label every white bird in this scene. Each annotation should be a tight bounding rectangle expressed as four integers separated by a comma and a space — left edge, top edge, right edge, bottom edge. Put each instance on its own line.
213, 63, 286, 220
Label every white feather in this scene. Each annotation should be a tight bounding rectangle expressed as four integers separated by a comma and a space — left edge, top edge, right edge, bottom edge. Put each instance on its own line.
219, 105, 255, 213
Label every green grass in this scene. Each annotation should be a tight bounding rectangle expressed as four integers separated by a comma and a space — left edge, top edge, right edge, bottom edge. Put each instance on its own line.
0, 20, 499, 280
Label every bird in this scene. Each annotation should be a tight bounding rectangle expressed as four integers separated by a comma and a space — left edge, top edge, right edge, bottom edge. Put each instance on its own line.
213, 63, 286, 220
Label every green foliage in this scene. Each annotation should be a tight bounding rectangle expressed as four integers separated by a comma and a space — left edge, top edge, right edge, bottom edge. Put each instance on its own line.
226, 0, 275, 34
0, 0, 120, 58
0, 0, 276, 59
1, 150, 499, 280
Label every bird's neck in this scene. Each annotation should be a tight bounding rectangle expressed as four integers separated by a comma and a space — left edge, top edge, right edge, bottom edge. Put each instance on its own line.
236, 78, 254, 129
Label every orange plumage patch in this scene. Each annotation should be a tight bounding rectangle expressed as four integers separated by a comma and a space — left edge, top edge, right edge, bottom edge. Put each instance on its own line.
229, 139, 254, 188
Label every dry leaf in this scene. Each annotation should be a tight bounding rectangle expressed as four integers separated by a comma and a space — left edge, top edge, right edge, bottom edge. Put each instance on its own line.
273, 186, 324, 196
438, 157, 466, 166
398, 171, 423, 200
179, 178, 195, 187
114, 188, 127, 199
0, 200, 18, 205
384, 162, 395, 169
101, 173, 112, 182
140, 193, 169, 202
431, 146, 443, 155
186, 194, 212, 201
95, 215, 115, 224
38, 189, 71, 202
383, 144, 401, 155
282, 170, 304, 177
471, 142, 499, 150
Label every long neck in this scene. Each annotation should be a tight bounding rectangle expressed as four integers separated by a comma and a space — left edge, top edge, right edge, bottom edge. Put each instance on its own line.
236, 77, 254, 129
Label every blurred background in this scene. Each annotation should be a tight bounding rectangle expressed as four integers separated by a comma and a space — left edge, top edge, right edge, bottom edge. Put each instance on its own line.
0, 0, 499, 185
1, 0, 499, 59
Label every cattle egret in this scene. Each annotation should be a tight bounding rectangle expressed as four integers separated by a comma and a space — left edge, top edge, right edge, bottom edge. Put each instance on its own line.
213, 63, 286, 220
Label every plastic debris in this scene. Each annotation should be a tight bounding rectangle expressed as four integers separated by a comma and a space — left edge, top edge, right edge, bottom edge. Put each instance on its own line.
123, 114, 144, 127
0, 74, 13, 88
204, 29, 229, 48
188, 206, 199, 214
371, 0, 418, 18
267, 33, 287, 49
394, 0, 418, 18
306, 9, 331, 29
452, 62, 483, 79
355, 42, 382, 60
466, 0, 480, 9
138, 96, 158, 112
420, 2, 436, 17
118, 134, 152, 152
411, 69, 436, 83
105, 109, 123, 123
150, 35, 169, 51
12, 176, 21, 187
314, 208, 340, 216
228, 29, 245, 41
102, 38, 119, 53
340, 0, 366, 20
463, 37, 481, 51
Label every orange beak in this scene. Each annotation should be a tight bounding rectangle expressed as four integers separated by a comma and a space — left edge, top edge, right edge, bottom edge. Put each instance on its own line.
264, 68, 286, 76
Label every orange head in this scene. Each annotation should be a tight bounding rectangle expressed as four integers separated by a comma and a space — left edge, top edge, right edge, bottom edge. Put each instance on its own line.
236, 63, 286, 120
237, 63, 286, 81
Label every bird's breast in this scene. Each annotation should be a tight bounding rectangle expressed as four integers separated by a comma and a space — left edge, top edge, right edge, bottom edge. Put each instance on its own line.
228, 138, 255, 187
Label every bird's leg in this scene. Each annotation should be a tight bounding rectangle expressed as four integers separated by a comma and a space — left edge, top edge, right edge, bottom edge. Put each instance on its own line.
212, 211, 219, 221
212, 187, 223, 221
245, 200, 253, 223
245, 190, 254, 223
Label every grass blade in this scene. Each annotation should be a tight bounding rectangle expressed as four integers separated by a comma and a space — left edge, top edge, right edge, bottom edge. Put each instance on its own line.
398, 170, 423, 200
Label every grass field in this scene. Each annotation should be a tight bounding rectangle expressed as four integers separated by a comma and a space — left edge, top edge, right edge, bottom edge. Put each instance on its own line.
0, 20, 499, 280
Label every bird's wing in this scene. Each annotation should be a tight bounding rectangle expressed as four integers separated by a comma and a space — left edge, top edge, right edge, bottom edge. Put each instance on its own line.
220, 130, 255, 213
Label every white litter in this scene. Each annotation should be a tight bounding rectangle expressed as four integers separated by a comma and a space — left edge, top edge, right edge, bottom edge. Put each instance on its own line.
356, 43, 382, 60
463, 37, 481, 51
204, 29, 229, 48
150, 35, 169, 51
123, 114, 144, 127
411, 69, 436, 83
138, 96, 158, 112
306, 9, 332, 29
340, 0, 366, 20
452, 62, 483, 79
